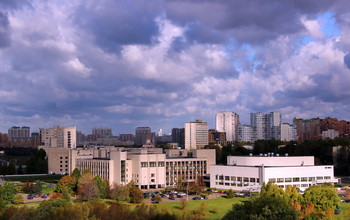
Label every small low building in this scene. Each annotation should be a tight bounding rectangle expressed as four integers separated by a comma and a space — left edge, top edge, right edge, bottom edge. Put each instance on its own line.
210, 155, 338, 192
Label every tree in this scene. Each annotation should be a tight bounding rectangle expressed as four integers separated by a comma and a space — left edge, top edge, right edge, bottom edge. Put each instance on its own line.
153, 194, 162, 203
226, 189, 234, 198
0, 182, 17, 205
302, 184, 340, 219
223, 195, 298, 220
13, 194, 24, 204
129, 186, 143, 204
33, 180, 43, 195
78, 180, 99, 201
93, 176, 108, 198
56, 175, 76, 194
110, 183, 130, 203
71, 168, 81, 181
260, 182, 286, 199
21, 182, 35, 194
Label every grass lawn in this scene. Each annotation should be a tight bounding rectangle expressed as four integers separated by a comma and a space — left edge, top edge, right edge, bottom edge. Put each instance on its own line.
154, 196, 247, 219
4, 175, 62, 182
334, 202, 350, 220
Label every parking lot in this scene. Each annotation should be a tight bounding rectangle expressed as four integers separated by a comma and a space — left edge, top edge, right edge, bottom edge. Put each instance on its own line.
143, 191, 227, 204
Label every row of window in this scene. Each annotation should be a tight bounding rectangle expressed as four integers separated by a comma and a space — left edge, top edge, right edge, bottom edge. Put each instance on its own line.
215, 175, 259, 183
268, 176, 331, 183
141, 161, 165, 167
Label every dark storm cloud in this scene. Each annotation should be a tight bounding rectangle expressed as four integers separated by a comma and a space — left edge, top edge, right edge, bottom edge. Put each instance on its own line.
74, 1, 163, 53
165, 0, 333, 44
0, 12, 10, 48
344, 53, 350, 69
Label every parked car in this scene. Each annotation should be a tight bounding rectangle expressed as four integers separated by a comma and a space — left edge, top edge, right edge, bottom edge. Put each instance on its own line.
192, 197, 200, 200
169, 196, 175, 200
41, 195, 48, 199
200, 195, 208, 199
177, 192, 186, 196
177, 194, 183, 198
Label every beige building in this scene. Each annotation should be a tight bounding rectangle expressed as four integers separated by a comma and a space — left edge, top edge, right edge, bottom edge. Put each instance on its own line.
44, 146, 215, 189
40, 126, 76, 148
185, 120, 208, 150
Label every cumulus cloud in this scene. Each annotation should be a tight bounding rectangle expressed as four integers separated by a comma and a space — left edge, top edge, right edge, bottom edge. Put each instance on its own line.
0, 0, 350, 134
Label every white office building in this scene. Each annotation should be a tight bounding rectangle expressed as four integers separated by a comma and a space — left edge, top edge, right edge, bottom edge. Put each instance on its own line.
210, 155, 338, 192
216, 112, 240, 142
185, 120, 208, 150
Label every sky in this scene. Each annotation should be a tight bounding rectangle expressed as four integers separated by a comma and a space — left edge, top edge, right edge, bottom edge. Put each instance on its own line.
1, 0, 350, 135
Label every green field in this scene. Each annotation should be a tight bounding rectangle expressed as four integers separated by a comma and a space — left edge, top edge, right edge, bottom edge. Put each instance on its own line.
153, 196, 247, 219
334, 202, 350, 220
4, 175, 62, 182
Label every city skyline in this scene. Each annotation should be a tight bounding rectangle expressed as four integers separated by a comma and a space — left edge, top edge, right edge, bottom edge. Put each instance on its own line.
1, 1, 350, 134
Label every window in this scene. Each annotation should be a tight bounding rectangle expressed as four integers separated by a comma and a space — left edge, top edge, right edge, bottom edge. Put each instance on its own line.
301, 177, 308, 182
269, 178, 276, 183
237, 177, 242, 182
250, 178, 256, 183
277, 178, 284, 183
317, 176, 323, 180
309, 177, 315, 181
231, 176, 236, 181
225, 176, 230, 181
293, 177, 300, 182
158, 162, 165, 167
141, 162, 148, 167
150, 162, 156, 167
285, 178, 292, 182
219, 175, 224, 180
151, 173, 155, 177
243, 177, 249, 182
324, 176, 331, 180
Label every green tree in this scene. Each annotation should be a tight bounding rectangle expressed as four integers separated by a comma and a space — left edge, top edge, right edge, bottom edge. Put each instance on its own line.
0, 182, 17, 205
260, 182, 286, 199
223, 195, 298, 220
93, 176, 108, 198
226, 189, 234, 198
303, 184, 340, 218
71, 168, 81, 181
129, 186, 143, 204
110, 183, 130, 203
33, 180, 43, 194
79, 180, 99, 201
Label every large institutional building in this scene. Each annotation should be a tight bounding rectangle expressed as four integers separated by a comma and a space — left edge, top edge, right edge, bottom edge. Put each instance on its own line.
43, 146, 215, 189
210, 155, 338, 192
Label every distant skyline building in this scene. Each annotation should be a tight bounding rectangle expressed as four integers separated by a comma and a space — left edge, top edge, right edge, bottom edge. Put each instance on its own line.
266, 112, 282, 140
185, 120, 208, 150
40, 126, 76, 148
135, 127, 152, 146
322, 129, 339, 140
215, 111, 239, 142
92, 128, 113, 139
171, 128, 185, 147
208, 129, 226, 145
280, 123, 297, 142
250, 112, 267, 140
8, 126, 30, 142
237, 125, 255, 142
119, 134, 133, 142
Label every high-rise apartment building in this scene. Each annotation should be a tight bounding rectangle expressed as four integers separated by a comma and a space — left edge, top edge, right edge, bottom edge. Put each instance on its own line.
237, 125, 255, 142
250, 112, 267, 140
119, 134, 133, 142
185, 120, 208, 150
280, 123, 297, 141
92, 128, 113, 139
293, 118, 321, 142
135, 127, 152, 146
40, 126, 76, 148
8, 126, 30, 142
215, 111, 239, 142
171, 128, 185, 147
266, 112, 282, 140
